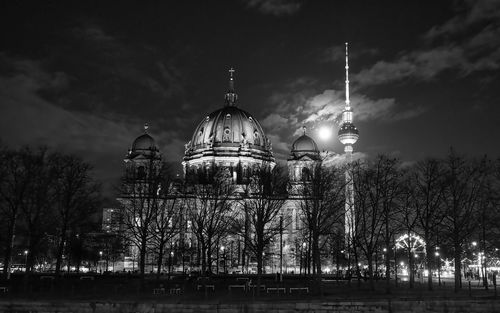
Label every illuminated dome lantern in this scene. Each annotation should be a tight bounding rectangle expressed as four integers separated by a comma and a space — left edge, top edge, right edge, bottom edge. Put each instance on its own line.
183, 68, 275, 184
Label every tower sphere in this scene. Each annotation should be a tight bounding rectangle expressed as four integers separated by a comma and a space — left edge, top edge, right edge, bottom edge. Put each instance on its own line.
338, 122, 359, 146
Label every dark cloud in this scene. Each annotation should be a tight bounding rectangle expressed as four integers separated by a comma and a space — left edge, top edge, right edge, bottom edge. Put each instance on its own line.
354, 1, 500, 86
243, 0, 303, 16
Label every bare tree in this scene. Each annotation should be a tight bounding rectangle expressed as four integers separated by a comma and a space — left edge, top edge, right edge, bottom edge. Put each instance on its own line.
119, 157, 161, 276
0, 147, 37, 279
186, 169, 235, 274
351, 156, 402, 290
474, 157, 500, 289
377, 156, 404, 293
297, 165, 346, 277
397, 176, 420, 289
409, 158, 446, 291
442, 149, 486, 292
19, 147, 55, 275
233, 165, 287, 294
151, 165, 181, 278
51, 153, 100, 276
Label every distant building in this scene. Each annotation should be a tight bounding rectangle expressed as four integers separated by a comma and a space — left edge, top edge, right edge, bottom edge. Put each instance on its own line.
102, 208, 122, 234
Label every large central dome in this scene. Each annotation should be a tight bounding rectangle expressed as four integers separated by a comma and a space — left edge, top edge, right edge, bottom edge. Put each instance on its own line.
183, 69, 275, 184
188, 106, 269, 151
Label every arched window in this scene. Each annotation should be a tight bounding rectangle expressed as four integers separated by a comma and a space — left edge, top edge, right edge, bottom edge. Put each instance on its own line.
301, 167, 311, 181
137, 166, 146, 179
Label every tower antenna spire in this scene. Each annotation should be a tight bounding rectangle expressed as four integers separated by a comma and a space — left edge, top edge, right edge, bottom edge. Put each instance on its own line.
224, 67, 238, 106
345, 42, 350, 109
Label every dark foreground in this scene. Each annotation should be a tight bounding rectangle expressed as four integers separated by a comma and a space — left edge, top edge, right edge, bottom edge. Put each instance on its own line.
0, 273, 499, 312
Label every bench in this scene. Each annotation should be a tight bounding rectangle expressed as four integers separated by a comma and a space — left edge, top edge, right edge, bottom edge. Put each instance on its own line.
0, 287, 8, 293
266, 287, 286, 294
169, 288, 181, 294
289, 287, 309, 293
153, 288, 165, 295
80, 276, 94, 280
228, 285, 246, 292
197, 284, 215, 291
248, 284, 266, 291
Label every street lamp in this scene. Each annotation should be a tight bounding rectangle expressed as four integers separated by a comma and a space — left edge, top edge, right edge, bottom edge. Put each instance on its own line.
24, 250, 28, 272
99, 251, 103, 274
301, 242, 307, 276
220, 246, 226, 273
169, 251, 174, 274
435, 251, 441, 285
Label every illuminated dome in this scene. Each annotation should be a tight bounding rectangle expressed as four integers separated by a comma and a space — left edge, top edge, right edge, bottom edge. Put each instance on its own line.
292, 134, 319, 153
289, 127, 321, 161
132, 134, 157, 152
127, 124, 160, 159
338, 122, 359, 145
183, 69, 275, 184
188, 106, 269, 152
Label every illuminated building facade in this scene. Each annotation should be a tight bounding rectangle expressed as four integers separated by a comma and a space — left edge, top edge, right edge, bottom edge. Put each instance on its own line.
118, 62, 358, 273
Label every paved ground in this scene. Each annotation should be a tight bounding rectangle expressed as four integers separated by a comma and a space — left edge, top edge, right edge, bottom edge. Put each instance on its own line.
0, 273, 497, 303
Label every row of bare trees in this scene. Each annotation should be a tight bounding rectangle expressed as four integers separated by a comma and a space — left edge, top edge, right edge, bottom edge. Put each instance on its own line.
118, 149, 500, 294
0, 146, 100, 280
346, 150, 500, 293
119, 162, 287, 290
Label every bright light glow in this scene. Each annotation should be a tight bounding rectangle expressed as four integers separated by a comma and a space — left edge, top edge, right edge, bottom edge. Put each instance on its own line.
318, 126, 332, 141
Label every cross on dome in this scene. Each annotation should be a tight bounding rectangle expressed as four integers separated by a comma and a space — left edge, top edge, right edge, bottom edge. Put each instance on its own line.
224, 67, 238, 106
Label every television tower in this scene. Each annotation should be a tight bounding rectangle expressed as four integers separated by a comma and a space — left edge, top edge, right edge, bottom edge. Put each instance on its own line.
337, 42, 359, 249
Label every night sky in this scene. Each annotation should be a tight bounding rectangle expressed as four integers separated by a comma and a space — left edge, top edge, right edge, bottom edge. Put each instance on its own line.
1, 0, 500, 197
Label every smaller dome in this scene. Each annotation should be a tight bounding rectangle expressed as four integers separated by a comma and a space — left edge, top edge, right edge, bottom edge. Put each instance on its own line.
292, 134, 319, 153
132, 133, 158, 152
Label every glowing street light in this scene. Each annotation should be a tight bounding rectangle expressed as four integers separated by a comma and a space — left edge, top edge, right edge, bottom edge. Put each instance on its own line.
24, 250, 28, 272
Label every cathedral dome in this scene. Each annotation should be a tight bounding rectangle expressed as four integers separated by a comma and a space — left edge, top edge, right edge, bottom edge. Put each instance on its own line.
289, 127, 321, 161
188, 106, 269, 151
132, 133, 157, 152
183, 68, 275, 183
291, 134, 319, 153
128, 124, 160, 159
